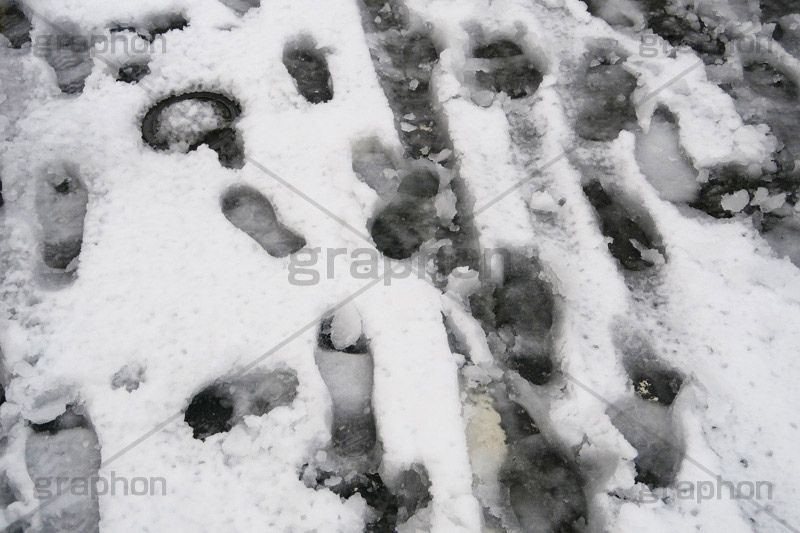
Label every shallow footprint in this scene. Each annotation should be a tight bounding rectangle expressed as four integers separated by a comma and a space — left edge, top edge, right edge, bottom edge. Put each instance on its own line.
306, 305, 432, 530
40, 25, 94, 94
283, 39, 333, 104
184, 368, 298, 441
220, 184, 306, 258
25, 405, 101, 532
36, 169, 88, 282
612, 331, 686, 487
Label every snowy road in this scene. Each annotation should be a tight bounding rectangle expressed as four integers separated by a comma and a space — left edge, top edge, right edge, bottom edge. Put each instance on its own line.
1, 0, 800, 531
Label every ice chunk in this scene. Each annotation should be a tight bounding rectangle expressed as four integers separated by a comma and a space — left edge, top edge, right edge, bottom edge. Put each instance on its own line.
720, 189, 750, 213
329, 303, 363, 352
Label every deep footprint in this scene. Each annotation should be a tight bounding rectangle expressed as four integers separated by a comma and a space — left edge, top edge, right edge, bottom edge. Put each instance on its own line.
283, 41, 333, 104
611, 399, 685, 488
139, 13, 188, 42
36, 170, 88, 275
141, 91, 245, 169
0, 1, 31, 48
635, 0, 726, 60
307, 306, 432, 529
467, 382, 588, 530
25, 405, 101, 532
583, 180, 659, 271
574, 59, 638, 142
220, 184, 306, 258
117, 62, 150, 84
470, 39, 543, 99
314, 306, 376, 456
370, 198, 438, 260
358, 0, 449, 160
469, 249, 557, 385
185, 369, 298, 441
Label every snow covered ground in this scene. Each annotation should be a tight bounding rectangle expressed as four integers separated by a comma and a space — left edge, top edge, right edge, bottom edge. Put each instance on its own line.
0, 0, 799, 531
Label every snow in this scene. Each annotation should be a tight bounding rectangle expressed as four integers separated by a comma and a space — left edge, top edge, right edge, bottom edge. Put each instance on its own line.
0, 0, 799, 531
635, 110, 700, 203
